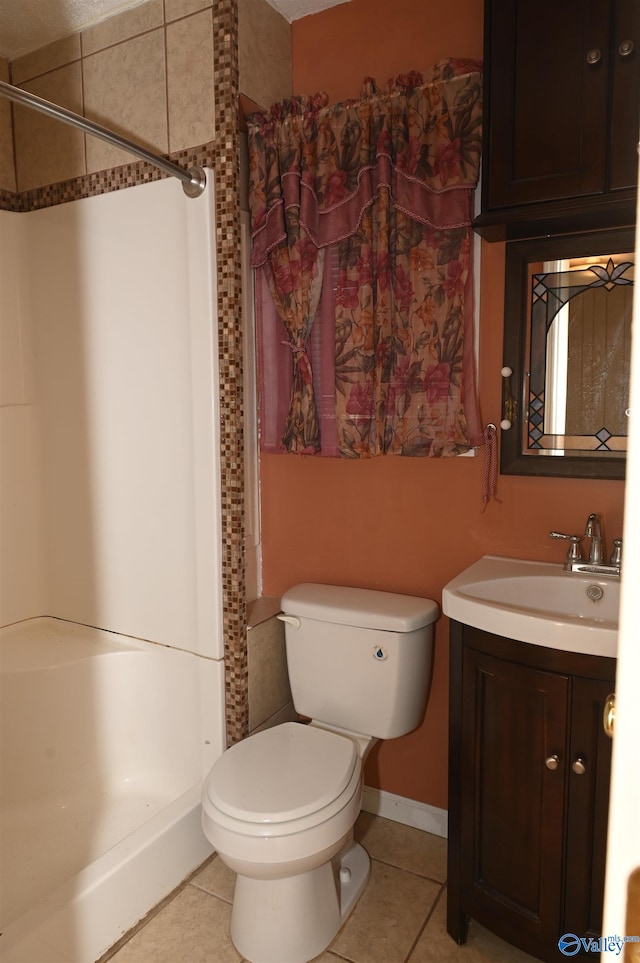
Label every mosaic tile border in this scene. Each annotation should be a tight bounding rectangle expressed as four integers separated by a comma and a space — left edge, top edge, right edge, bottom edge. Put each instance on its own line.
0, 188, 22, 212
213, 0, 248, 747
1, 0, 248, 747
0, 144, 216, 213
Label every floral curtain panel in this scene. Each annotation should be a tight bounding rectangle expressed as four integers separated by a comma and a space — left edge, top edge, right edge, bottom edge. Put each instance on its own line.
248, 59, 483, 457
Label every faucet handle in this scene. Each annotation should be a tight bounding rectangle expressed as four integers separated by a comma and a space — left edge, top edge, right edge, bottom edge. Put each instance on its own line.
549, 531, 583, 562
610, 538, 622, 567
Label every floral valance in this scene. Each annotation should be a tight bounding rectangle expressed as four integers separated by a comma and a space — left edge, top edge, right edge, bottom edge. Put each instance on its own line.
247, 61, 483, 458
248, 59, 483, 267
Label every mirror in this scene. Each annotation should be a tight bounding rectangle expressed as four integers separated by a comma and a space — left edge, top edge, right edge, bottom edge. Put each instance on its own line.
501, 228, 634, 479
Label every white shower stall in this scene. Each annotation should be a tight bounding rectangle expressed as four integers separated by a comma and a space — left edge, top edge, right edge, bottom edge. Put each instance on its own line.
0, 173, 226, 962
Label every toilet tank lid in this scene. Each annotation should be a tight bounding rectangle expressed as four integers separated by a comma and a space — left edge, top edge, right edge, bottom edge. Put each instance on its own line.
280, 583, 439, 632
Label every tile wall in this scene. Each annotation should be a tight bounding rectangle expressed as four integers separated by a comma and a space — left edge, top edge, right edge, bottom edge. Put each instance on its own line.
238, 0, 292, 113
9, 0, 216, 192
0, 0, 292, 746
0, 58, 16, 192
247, 600, 297, 733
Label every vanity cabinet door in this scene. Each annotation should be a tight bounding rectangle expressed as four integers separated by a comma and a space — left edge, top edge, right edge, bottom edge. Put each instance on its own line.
477, 0, 639, 237
563, 678, 614, 940
459, 647, 569, 958
448, 622, 617, 962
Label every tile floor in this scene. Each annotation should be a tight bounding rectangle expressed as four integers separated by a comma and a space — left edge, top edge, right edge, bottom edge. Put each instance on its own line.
102, 813, 539, 963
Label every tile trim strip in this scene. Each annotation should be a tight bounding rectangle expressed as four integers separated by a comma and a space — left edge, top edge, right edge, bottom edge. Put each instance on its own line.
0, 143, 215, 213
212, 0, 248, 747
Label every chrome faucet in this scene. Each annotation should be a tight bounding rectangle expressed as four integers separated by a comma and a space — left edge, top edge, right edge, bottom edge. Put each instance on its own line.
549, 513, 622, 578
584, 513, 604, 564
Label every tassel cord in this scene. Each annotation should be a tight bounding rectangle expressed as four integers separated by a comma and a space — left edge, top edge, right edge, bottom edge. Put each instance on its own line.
482, 423, 499, 510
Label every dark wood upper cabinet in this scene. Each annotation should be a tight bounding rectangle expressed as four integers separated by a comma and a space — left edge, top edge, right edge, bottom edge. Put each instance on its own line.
475, 0, 640, 240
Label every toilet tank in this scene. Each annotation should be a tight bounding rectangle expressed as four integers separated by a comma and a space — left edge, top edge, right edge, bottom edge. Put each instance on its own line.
279, 583, 438, 740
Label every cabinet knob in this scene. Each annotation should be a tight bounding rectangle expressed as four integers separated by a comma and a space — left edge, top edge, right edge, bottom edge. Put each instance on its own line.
586, 48, 602, 65
545, 753, 560, 770
572, 756, 587, 775
619, 40, 634, 58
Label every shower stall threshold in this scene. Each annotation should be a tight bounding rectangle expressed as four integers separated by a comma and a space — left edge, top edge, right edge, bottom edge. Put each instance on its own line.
0, 781, 213, 963
1, 782, 178, 929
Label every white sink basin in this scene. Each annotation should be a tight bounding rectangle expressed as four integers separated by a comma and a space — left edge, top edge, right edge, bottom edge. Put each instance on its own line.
442, 555, 619, 658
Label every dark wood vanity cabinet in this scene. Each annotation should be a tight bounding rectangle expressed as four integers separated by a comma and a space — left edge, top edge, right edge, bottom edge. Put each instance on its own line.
475, 0, 640, 239
447, 622, 615, 962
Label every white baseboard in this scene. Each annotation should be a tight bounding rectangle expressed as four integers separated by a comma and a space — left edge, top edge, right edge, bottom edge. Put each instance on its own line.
361, 786, 448, 839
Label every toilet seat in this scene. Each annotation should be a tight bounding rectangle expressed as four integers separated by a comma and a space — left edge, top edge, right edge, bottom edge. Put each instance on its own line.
202, 722, 364, 877
205, 722, 358, 826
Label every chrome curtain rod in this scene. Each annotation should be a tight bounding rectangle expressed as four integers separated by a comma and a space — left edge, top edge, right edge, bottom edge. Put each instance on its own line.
0, 80, 206, 198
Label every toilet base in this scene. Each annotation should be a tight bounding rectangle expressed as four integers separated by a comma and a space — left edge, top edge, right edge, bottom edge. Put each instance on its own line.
229, 840, 371, 963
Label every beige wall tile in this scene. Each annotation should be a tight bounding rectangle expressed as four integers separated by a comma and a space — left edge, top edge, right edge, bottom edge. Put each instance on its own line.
239, 0, 292, 109
83, 30, 168, 172
0, 58, 16, 192
247, 615, 292, 731
81, 0, 164, 56
166, 10, 215, 153
247, 594, 281, 628
165, 0, 212, 23
11, 35, 81, 86
14, 63, 86, 192
250, 700, 299, 734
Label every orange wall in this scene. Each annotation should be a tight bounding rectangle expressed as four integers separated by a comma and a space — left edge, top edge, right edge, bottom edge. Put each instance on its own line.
260, 0, 626, 811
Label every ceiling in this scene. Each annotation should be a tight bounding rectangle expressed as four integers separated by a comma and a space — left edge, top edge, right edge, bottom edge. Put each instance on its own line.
0, 0, 350, 60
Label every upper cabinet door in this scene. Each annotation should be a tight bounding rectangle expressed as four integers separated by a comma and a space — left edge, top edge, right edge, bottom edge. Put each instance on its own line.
610, 0, 640, 191
487, 0, 610, 208
477, 0, 639, 239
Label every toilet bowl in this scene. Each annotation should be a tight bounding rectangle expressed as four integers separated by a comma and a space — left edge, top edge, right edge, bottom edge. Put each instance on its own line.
201, 582, 438, 963
202, 722, 372, 963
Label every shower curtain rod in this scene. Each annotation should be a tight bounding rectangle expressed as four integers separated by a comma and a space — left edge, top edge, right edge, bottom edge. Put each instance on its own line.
0, 80, 206, 198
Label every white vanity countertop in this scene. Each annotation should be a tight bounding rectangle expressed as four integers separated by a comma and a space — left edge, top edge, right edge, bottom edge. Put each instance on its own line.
442, 555, 618, 659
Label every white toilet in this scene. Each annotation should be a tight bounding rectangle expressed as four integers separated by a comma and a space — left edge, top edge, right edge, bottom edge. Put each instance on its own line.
201, 582, 438, 963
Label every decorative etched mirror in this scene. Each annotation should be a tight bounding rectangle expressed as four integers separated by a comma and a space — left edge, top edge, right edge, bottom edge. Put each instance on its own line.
501, 228, 634, 479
